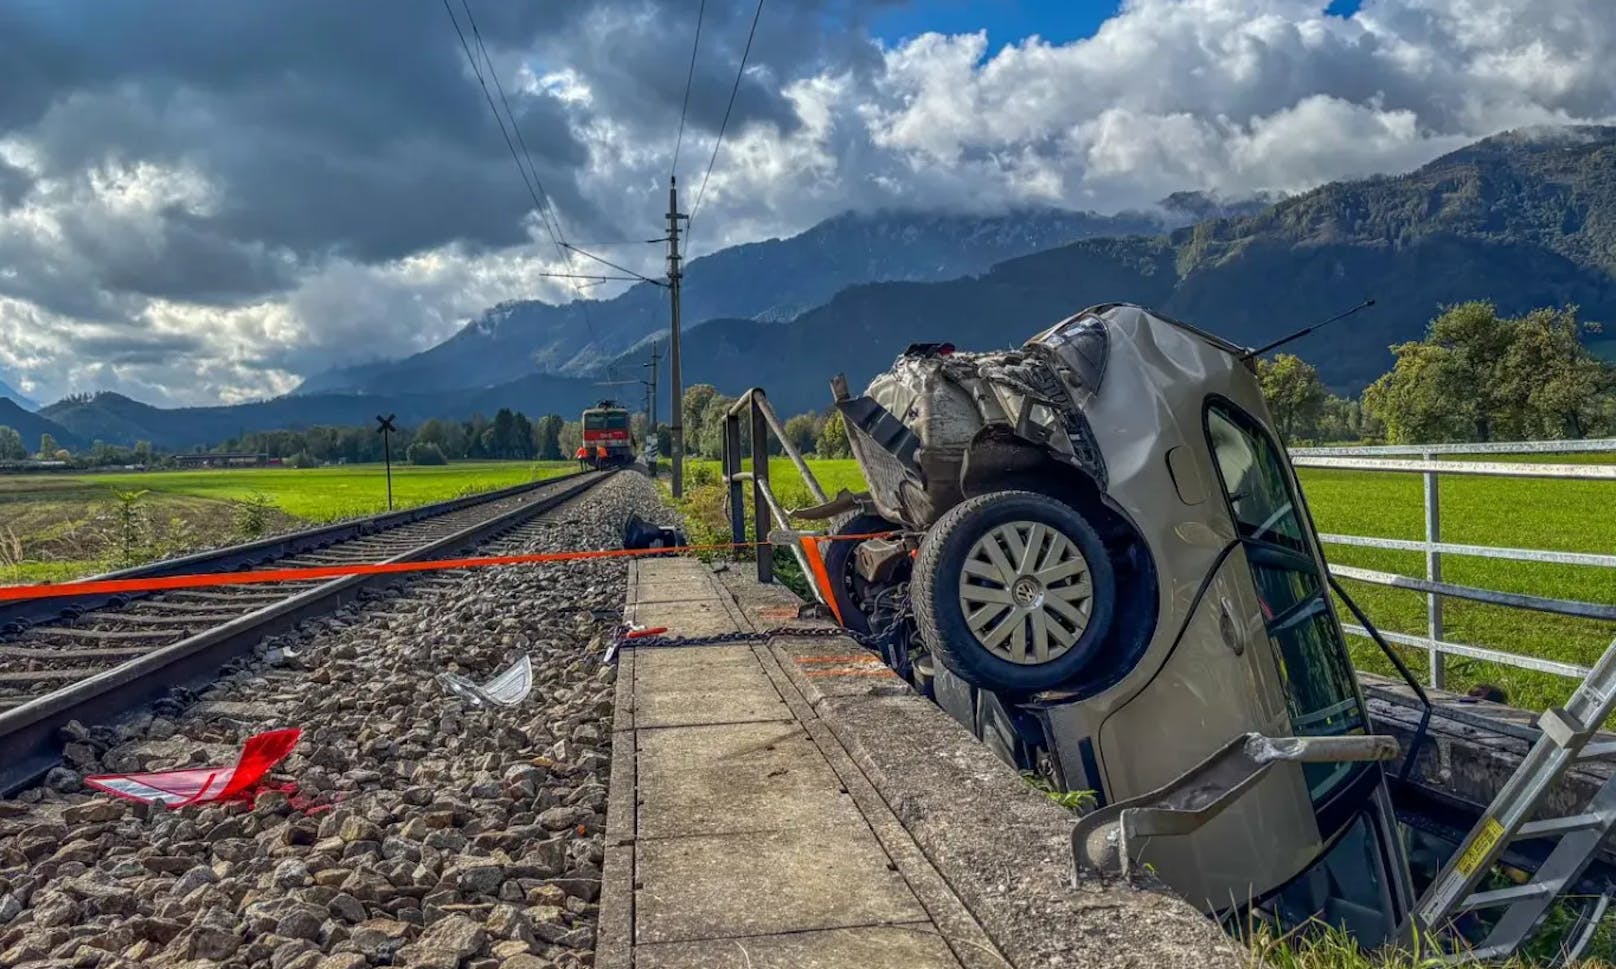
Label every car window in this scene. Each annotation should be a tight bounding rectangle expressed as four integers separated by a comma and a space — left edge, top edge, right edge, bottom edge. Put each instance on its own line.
1266, 810, 1396, 943
1205, 401, 1367, 803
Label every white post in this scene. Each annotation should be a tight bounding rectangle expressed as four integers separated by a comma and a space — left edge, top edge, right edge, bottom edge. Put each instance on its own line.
1424, 451, 1445, 689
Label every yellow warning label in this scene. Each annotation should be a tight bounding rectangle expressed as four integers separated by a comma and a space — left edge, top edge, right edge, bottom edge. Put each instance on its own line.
1456, 818, 1506, 877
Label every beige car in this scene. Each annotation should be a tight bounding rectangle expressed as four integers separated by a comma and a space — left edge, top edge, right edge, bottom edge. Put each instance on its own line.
822, 303, 1414, 942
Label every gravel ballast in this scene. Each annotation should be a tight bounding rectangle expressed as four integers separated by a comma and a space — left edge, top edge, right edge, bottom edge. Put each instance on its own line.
0, 471, 675, 969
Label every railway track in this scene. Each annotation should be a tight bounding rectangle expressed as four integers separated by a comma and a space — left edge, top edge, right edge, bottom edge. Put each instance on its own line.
0, 469, 611, 793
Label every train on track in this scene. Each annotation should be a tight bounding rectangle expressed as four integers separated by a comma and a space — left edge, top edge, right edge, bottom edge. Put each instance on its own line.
578, 400, 636, 469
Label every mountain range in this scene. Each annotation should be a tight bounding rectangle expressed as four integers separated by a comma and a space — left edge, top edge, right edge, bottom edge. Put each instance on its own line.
0, 398, 81, 453
634, 125, 1616, 415
16, 125, 1616, 450
293, 207, 1165, 396
0, 377, 37, 412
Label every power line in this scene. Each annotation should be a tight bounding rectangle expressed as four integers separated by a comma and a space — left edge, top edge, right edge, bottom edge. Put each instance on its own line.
687, 0, 764, 242
671, 0, 707, 180
454, 0, 631, 378
458, 0, 567, 253
440, 0, 558, 248
562, 243, 665, 286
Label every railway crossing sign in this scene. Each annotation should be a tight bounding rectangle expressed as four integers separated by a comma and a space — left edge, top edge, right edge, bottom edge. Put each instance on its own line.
376, 413, 397, 510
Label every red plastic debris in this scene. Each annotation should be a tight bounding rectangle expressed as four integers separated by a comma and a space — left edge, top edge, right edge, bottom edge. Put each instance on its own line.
85, 727, 302, 809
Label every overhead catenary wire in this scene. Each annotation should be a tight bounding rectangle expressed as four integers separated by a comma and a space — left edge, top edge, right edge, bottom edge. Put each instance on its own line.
453, 0, 641, 377
686, 0, 765, 243
670, 0, 708, 180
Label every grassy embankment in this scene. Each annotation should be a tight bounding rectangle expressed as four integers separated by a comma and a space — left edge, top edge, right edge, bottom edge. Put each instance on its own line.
0, 461, 576, 583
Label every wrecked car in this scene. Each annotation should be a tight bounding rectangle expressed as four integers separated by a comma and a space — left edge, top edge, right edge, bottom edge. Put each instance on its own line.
810, 303, 1415, 942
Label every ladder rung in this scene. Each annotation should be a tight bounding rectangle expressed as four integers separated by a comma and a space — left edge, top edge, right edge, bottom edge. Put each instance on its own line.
1516, 812, 1614, 839
1461, 882, 1559, 911
1579, 741, 1616, 761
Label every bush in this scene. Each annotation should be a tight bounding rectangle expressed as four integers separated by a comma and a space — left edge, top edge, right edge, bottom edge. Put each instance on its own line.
685, 463, 719, 487
407, 442, 448, 466
285, 451, 319, 469
232, 492, 274, 539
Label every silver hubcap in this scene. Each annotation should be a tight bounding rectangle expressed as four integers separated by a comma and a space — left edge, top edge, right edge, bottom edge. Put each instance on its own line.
958, 521, 1094, 665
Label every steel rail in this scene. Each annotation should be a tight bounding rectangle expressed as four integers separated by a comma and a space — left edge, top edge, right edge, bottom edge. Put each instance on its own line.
0, 470, 597, 634
0, 471, 610, 794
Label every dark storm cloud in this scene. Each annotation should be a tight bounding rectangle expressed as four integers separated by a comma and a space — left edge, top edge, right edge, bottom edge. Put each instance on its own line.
67, 330, 206, 365
0, 0, 894, 307
0, 0, 600, 278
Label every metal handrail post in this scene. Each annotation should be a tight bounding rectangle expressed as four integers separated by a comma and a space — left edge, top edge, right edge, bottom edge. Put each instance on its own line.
751, 403, 773, 584
1424, 450, 1445, 689
724, 388, 829, 505
723, 412, 745, 547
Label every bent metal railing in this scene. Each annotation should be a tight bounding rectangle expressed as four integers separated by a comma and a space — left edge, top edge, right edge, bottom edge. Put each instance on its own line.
1288, 438, 1616, 690
720, 388, 832, 593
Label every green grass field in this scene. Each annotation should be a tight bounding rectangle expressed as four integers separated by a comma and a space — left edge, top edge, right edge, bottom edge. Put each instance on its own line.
689, 453, 1616, 711
80, 461, 577, 521
0, 460, 577, 582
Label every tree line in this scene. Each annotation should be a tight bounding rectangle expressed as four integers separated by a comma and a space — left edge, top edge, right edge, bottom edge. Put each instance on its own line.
1259, 301, 1613, 445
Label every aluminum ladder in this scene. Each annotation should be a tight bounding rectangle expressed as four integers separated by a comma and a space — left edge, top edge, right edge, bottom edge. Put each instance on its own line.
1414, 636, 1616, 962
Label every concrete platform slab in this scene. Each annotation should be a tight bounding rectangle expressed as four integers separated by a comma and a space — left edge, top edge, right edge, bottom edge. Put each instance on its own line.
628, 599, 745, 636
638, 729, 863, 838
635, 659, 776, 694
636, 925, 963, 969
635, 828, 927, 944
629, 576, 724, 606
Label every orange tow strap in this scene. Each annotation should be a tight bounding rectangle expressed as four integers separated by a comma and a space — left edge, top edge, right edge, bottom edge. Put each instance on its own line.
0, 533, 900, 603
798, 537, 846, 626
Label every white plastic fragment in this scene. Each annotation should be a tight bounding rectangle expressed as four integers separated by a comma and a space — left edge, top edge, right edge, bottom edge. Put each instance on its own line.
438, 654, 534, 707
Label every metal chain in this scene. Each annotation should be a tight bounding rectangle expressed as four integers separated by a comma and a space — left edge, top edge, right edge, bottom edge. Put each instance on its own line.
606, 623, 878, 663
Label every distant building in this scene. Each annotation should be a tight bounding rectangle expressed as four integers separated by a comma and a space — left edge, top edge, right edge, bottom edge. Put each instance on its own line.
173, 452, 269, 468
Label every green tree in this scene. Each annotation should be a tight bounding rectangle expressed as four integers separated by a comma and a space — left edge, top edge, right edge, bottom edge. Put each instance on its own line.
559, 420, 582, 458
682, 384, 720, 452
1365, 301, 1614, 444
511, 411, 536, 459
783, 412, 823, 455
407, 442, 448, 465
490, 408, 519, 458
1255, 354, 1327, 442
133, 440, 153, 465
0, 425, 24, 460
817, 411, 851, 458
38, 432, 58, 459
1497, 306, 1611, 438
534, 415, 564, 461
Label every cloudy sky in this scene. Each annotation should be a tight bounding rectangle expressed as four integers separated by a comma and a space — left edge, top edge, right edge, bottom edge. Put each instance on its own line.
1, 0, 1613, 407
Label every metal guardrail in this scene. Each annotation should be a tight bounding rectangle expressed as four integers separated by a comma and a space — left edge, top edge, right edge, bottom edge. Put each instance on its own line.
1290, 437, 1616, 689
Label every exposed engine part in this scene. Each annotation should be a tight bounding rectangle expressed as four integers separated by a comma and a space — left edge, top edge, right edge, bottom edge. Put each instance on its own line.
854, 538, 910, 586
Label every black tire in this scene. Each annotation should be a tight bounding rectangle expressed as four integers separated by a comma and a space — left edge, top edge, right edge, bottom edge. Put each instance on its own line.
912, 490, 1116, 694
821, 513, 900, 634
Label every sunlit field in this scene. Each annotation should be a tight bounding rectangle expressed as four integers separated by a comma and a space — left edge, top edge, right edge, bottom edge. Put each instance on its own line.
0, 461, 577, 582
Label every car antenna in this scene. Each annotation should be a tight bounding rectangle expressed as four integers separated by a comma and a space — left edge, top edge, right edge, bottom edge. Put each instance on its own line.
1239, 298, 1376, 361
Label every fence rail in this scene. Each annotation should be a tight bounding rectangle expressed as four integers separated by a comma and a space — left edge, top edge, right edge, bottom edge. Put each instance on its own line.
1291, 437, 1616, 689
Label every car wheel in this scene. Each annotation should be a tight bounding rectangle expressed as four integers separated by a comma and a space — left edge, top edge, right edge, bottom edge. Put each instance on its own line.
821, 513, 901, 634
912, 490, 1116, 693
